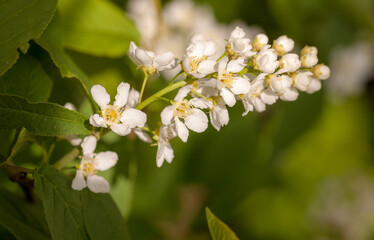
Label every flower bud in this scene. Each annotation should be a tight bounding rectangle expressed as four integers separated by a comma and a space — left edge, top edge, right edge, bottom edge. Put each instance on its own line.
301, 54, 318, 68
301, 46, 318, 56
273, 35, 295, 55
255, 46, 279, 74
252, 33, 269, 52
312, 64, 330, 80
293, 71, 313, 91
306, 78, 322, 94
280, 87, 299, 101
280, 53, 301, 72
270, 75, 293, 92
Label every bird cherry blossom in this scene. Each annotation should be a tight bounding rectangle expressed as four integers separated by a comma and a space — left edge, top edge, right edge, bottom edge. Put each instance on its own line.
90, 82, 147, 136
226, 26, 255, 59
72, 136, 118, 193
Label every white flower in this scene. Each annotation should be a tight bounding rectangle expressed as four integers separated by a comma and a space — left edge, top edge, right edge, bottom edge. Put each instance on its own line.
63, 103, 82, 146
270, 74, 293, 92
182, 33, 218, 78
209, 97, 229, 131
156, 124, 177, 167
313, 64, 330, 80
217, 56, 251, 107
72, 136, 118, 193
300, 46, 319, 68
279, 87, 299, 101
226, 26, 255, 59
255, 45, 279, 74
89, 83, 147, 136
129, 41, 178, 74
293, 71, 322, 93
293, 71, 314, 92
280, 53, 301, 72
242, 74, 278, 115
160, 85, 209, 142
252, 33, 269, 52
273, 35, 295, 55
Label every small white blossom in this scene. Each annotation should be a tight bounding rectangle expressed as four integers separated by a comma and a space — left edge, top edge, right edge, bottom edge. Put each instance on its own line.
90, 83, 147, 136
226, 26, 255, 59
279, 87, 299, 101
156, 124, 177, 167
252, 33, 269, 52
209, 97, 229, 131
306, 77, 322, 94
293, 71, 322, 93
182, 33, 218, 78
254, 45, 279, 74
273, 35, 295, 55
242, 74, 278, 114
301, 46, 318, 56
279, 53, 301, 72
270, 74, 293, 92
72, 136, 118, 193
129, 41, 178, 75
313, 64, 330, 80
160, 85, 208, 142
217, 56, 251, 107
300, 45, 319, 68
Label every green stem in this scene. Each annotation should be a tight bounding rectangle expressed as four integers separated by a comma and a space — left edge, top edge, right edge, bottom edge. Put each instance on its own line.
191, 89, 210, 101
217, 53, 227, 62
136, 80, 191, 110
54, 148, 80, 170
139, 74, 150, 103
7, 128, 26, 163
43, 142, 56, 163
169, 70, 183, 85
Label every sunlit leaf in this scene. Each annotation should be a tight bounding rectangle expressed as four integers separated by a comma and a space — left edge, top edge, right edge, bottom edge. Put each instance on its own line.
0, 0, 57, 76
0, 54, 52, 102
206, 207, 239, 240
0, 94, 91, 136
58, 0, 140, 57
34, 14, 95, 110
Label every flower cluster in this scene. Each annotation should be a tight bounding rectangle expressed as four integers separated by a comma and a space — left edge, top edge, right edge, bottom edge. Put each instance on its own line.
70, 26, 330, 193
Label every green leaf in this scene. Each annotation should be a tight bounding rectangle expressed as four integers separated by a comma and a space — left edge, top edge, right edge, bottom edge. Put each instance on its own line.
0, 0, 58, 77
35, 163, 130, 240
0, 94, 91, 136
58, 0, 140, 57
34, 163, 88, 240
0, 188, 51, 240
81, 189, 130, 240
0, 54, 52, 102
34, 14, 96, 110
206, 207, 239, 240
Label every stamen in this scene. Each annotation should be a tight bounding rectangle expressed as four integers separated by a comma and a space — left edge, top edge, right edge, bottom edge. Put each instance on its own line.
173, 100, 192, 119
102, 105, 122, 125
219, 70, 236, 88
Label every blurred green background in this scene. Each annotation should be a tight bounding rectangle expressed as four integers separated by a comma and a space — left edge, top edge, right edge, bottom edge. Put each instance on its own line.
1, 0, 374, 239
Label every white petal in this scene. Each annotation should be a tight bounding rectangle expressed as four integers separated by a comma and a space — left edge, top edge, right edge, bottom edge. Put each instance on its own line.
204, 40, 217, 57
87, 175, 110, 193
81, 136, 97, 155
189, 98, 213, 109
184, 109, 208, 133
161, 105, 175, 125
135, 48, 153, 66
153, 52, 177, 71
89, 114, 107, 128
164, 144, 174, 164
66, 135, 82, 146
64, 102, 76, 111
230, 77, 251, 95
91, 85, 110, 109
175, 117, 189, 142
220, 88, 236, 107
72, 170, 86, 191
127, 88, 140, 108
198, 60, 217, 74
110, 124, 131, 136
174, 85, 193, 102
95, 151, 118, 171
218, 57, 229, 75
114, 82, 130, 108
261, 89, 278, 105
227, 58, 246, 73
156, 142, 166, 168
241, 99, 253, 116
133, 128, 152, 143
120, 108, 147, 128
253, 98, 266, 112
